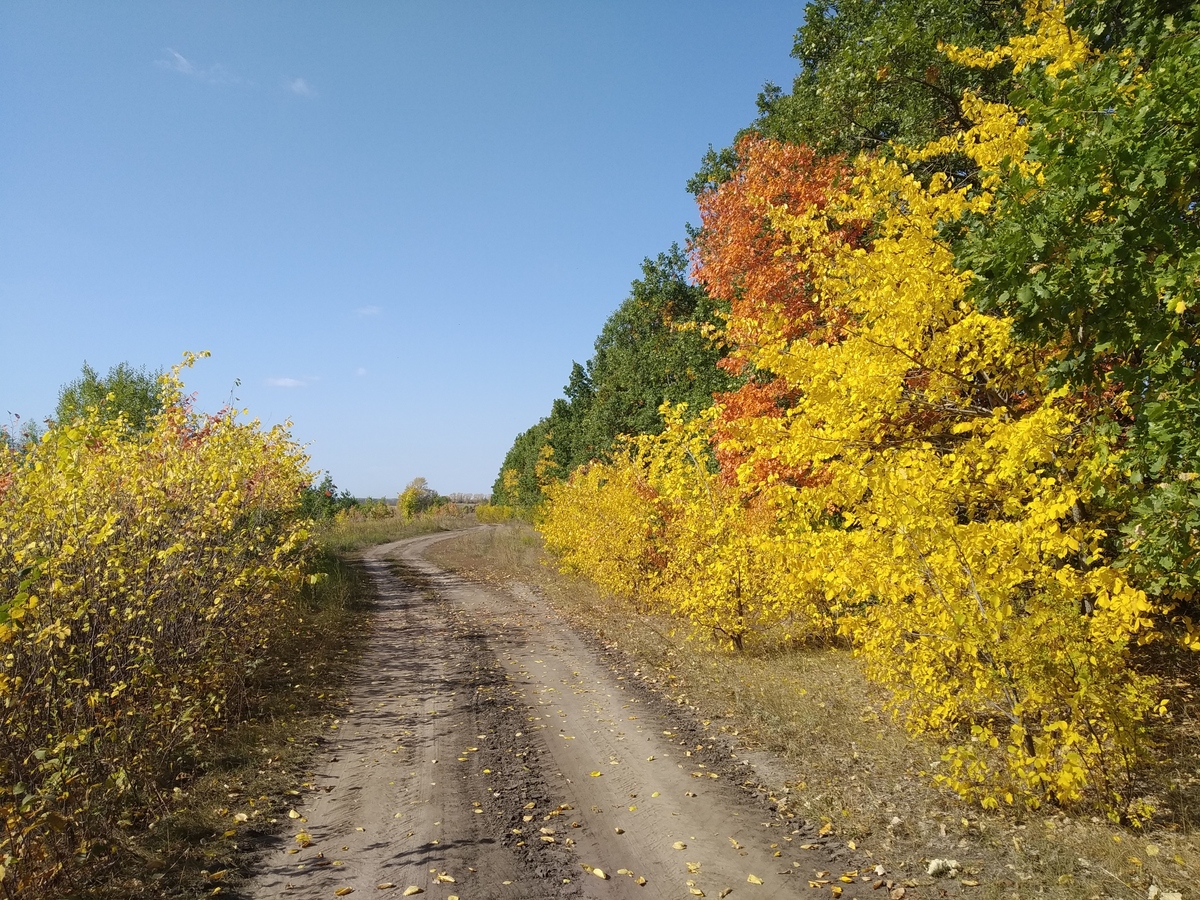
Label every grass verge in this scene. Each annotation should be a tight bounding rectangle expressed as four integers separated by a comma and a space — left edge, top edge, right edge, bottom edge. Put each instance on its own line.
426, 523, 1200, 900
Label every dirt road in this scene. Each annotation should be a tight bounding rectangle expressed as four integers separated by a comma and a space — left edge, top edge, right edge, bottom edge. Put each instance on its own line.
241, 530, 882, 899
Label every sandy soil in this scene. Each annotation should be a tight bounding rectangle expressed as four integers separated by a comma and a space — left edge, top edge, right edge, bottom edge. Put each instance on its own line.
240, 530, 891, 900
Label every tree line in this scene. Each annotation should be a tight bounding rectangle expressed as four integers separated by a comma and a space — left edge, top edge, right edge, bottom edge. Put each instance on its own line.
498, 0, 1199, 820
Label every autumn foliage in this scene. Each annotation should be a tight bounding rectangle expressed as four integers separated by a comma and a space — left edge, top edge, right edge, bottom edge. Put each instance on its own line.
0, 355, 313, 895
538, 2, 1193, 820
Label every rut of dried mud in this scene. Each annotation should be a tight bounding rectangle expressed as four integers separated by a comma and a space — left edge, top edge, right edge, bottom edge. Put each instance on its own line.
239, 529, 883, 900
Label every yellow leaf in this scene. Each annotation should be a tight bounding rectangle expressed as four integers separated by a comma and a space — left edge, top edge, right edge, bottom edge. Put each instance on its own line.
747, 874, 763, 885
673, 841, 687, 850
335, 890, 355, 897
402, 889, 423, 897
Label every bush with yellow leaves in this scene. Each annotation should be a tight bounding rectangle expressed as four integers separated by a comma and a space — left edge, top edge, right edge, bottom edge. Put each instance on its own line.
538, 3, 1170, 820
0, 353, 313, 895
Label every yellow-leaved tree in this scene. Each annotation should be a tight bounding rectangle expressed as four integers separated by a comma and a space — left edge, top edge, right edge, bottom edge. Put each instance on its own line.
539, 1, 1167, 818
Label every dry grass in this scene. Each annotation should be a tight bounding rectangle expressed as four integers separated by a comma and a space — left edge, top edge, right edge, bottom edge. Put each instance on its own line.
427, 523, 1200, 900
313, 509, 476, 555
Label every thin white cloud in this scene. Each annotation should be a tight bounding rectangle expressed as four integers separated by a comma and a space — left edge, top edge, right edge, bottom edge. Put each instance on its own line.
267, 377, 307, 388
356, 305, 382, 317
157, 49, 240, 85
355, 367, 368, 377
286, 77, 315, 97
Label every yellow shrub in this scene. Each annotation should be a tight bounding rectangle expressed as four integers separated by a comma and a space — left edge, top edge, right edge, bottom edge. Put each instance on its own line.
0, 354, 313, 894
475, 502, 518, 523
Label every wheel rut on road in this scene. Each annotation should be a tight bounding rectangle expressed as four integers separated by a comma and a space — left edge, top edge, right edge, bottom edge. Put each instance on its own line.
241, 530, 877, 900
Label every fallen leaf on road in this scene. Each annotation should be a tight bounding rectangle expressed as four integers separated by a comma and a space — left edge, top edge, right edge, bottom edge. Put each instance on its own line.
435, 873, 455, 883
592, 868, 608, 880
673, 841, 687, 850
636, 876, 647, 885
617, 869, 633, 876
614, 827, 625, 834
523, 802, 536, 809
402, 888, 423, 897
288, 810, 301, 819
831, 888, 843, 898
747, 874, 763, 885
690, 889, 704, 897
730, 838, 743, 850
687, 862, 701, 873
590, 771, 602, 777
335, 890, 354, 897
376, 885, 395, 891
720, 891, 733, 899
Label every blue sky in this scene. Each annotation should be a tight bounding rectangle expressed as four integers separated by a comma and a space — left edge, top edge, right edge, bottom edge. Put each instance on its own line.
1, 2, 804, 496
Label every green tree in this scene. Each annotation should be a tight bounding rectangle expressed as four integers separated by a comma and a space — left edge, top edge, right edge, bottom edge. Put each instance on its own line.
571, 245, 734, 460
490, 420, 552, 509
956, 0, 1200, 597
299, 474, 359, 520
689, 0, 1023, 194
55, 361, 163, 432
491, 246, 735, 508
